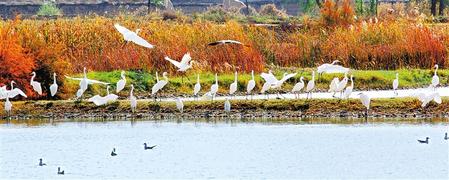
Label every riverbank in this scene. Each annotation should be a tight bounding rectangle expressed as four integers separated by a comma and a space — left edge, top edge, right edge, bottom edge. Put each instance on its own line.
1, 97, 448, 120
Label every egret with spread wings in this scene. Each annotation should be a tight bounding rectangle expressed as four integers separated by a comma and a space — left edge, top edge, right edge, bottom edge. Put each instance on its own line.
114, 23, 154, 49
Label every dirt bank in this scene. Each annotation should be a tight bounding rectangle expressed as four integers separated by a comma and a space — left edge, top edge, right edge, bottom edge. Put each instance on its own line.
1, 98, 448, 120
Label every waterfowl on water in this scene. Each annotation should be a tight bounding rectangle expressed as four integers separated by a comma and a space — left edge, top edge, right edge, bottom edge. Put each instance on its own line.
444, 133, 448, 140
111, 148, 117, 156
417, 137, 429, 144
39, 158, 46, 166
144, 143, 157, 150
57, 167, 64, 175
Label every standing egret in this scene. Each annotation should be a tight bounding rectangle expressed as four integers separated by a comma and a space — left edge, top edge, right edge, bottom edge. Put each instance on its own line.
50, 73, 58, 97
30, 72, 42, 95
4, 94, 12, 116
193, 74, 201, 100
260, 70, 277, 99
116, 71, 126, 93
0, 81, 27, 99
151, 72, 169, 101
335, 73, 348, 98
175, 97, 184, 113
291, 77, 305, 99
343, 75, 354, 99
358, 93, 371, 117
88, 86, 118, 106
271, 72, 297, 98
246, 70, 256, 100
80, 67, 89, 92
328, 77, 340, 97
229, 72, 238, 98
305, 71, 316, 100
165, 53, 194, 72
210, 74, 219, 100
114, 23, 154, 48
129, 85, 137, 112
392, 73, 399, 96
431, 64, 439, 90
224, 98, 231, 112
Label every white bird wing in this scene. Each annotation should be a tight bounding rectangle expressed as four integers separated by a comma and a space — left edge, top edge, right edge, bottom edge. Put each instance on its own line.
247, 80, 255, 92
129, 34, 154, 48
432, 93, 442, 104
114, 23, 131, 36
260, 72, 277, 84
194, 83, 201, 94
279, 73, 297, 83
65, 76, 83, 81
165, 56, 182, 68
86, 79, 110, 85
324, 65, 350, 74
106, 94, 119, 102
10, 88, 27, 98
317, 64, 330, 73
180, 53, 192, 65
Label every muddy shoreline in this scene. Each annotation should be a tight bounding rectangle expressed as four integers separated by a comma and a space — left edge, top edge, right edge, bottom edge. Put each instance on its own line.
1, 98, 448, 120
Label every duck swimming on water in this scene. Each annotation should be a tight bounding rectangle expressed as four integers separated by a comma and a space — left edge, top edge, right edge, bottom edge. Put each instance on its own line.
444, 133, 448, 140
111, 148, 117, 156
144, 143, 157, 150
39, 158, 46, 166
57, 167, 64, 175
417, 137, 429, 144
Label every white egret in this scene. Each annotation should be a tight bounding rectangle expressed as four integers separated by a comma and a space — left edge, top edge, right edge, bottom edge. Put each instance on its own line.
358, 93, 371, 117
335, 72, 349, 98
76, 89, 84, 99
317, 60, 349, 74
291, 77, 304, 99
151, 72, 169, 101
175, 97, 184, 113
343, 75, 354, 99
50, 73, 58, 97
30, 72, 42, 95
271, 72, 297, 98
392, 73, 399, 96
431, 64, 439, 90
130, 84, 137, 112
246, 70, 256, 100
224, 98, 231, 112
88, 86, 118, 106
229, 71, 238, 97
210, 73, 219, 100
415, 92, 442, 108
260, 70, 276, 99
193, 74, 201, 100
208, 40, 243, 46
260, 82, 271, 99
328, 77, 340, 97
165, 53, 194, 72
4, 94, 12, 116
114, 23, 154, 48
305, 71, 316, 99
0, 81, 27, 99
65, 67, 110, 95
116, 71, 126, 93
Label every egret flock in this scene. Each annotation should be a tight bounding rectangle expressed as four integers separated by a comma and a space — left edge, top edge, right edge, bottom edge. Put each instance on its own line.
0, 23, 445, 117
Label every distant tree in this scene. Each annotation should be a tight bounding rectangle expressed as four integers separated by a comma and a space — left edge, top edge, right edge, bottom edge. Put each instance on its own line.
37, 1, 62, 16
148, 0, 164, 12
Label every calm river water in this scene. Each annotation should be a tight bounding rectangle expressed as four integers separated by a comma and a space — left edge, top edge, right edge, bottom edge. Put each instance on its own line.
1, 118, 448, 179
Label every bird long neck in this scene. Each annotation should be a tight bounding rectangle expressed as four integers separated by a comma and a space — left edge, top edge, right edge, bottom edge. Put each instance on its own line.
156, 72, 159, 82
121, 72, 125, 79
130, 86, 134, 96
31, 73, 35, 82
234, 72, 237, 82
300, 78, 304, 84
53, 73, 57, 84
10, 82, 14, 89
106, 86, 110, 95
197, 74, 200, 83
215, 74, 218, 84
251, 71, 254, 80
83, 68, 87, 78
350, 77, 354, 87
434, 66, 438, 75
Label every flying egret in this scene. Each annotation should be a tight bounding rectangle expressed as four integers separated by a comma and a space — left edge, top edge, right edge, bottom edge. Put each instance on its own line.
0, 81, 27, 99
317, 60, 349, 75
328, 77, 340, 97
88, 86, 118, 106
431, 64, 439, 90
415, 91, 442, 108
65, 67, 110, 97
246, 70, 256, 100
392, 73, 399, 96
175, 97, 184, 113
49, 73, 58, 97
165, 53, 194, 72
151, 72, 169, 101
292, 77, 305, 99
193, 74, 201, 100
30, 72, 42, 95
114, 23, 154, 48
305, 71, 316, 100
208, 40, 244, 46
335, 73, 349, 98
4, 93, 12, 116
343, 75, 354, 99
224, 98, 231, 112
229, 72, 238, 98
116, 71, 126, 93
130, 84, 137, 112
358, 93, 371, 117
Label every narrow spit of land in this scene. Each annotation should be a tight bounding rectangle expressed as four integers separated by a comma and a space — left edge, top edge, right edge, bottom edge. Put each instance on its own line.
1, 87, 448, 120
